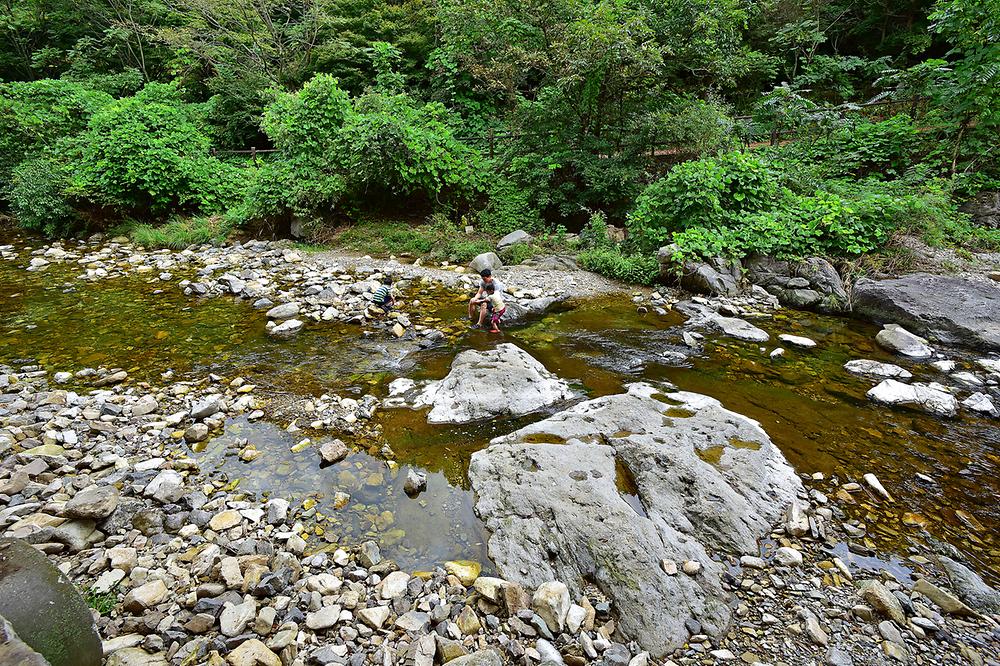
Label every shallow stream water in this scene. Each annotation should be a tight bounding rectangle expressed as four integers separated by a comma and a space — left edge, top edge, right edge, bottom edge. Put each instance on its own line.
1, 234, 997, 582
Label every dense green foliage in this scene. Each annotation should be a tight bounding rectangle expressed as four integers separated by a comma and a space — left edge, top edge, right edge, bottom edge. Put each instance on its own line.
1, 0, 997, 276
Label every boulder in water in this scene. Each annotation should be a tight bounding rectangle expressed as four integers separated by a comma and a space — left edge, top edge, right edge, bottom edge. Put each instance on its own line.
657, 245, 742, 297
0, 538, 102, 666
844, 359, 912, 379
875, 324, 933, 358
468, 383, 802, 656
853, 274, 1000, 350
412, 344, 573, 423
867, 379, 958, 417
744, 255, 848, 313
503, 295, 567, 325
675, 301, 769, 342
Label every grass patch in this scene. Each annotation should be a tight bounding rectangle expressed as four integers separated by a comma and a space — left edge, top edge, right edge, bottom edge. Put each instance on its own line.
333, 217, 495, 264
130, 215, 235, 249
577, 246, 659, 285
83, 588, 117, 615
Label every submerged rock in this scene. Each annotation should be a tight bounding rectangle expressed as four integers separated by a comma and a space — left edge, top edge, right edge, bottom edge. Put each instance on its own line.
675, 301, 769, 343
0, 538, 102, 666
854, 274, 1000, 350
411, 344, 573, 424
867, 379, 958, 417
875, 324, 933, 358
468, 383, 801, 656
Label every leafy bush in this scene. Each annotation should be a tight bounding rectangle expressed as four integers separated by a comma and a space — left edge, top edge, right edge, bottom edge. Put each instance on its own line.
243, 74, 483, 224
130, 215, 236, 249
8, 155, 77, 235
75, 83, 243, 216
773, 115, 922, 179
668, 178, 969, 261
0, 79, 112, 184
627, 151, 780, 250
477, 178, 545, 236
577, 246, 659, 285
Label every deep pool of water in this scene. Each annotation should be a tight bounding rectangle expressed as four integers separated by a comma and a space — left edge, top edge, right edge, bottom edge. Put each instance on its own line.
1, 234, 997, 580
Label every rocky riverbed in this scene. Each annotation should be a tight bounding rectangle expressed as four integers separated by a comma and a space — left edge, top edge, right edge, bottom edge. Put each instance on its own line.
2, 231, 999, 666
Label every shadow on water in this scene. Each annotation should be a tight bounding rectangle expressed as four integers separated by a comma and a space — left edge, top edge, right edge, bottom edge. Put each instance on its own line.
1, 235, 997, 581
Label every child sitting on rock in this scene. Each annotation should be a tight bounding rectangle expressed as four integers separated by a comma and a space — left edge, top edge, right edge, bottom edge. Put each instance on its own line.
473, 283, 505, 333
370, 276, 396, 313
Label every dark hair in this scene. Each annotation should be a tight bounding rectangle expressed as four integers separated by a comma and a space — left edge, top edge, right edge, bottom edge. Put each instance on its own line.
485, 283, 496, 293
479, 268, 492, 278
381, 276, 392, 285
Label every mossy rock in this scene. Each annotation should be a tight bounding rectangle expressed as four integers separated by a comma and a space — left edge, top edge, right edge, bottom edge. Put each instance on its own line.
0, 538, 102, 666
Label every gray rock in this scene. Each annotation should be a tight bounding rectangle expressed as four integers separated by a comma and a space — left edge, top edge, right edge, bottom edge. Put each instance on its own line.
64, 485, 119, 520
265, 302, 300, 320
0, 614, 51, 666
446, 650, 502, 666
854, 274, 1000, 350
319, 439, 349, 463
658, 246, 741, 297
675, 302, 769, 343
745, 255, 848, 313
0, 538, 102, 666
875, 324, 933, 358
498, 230, 532, 250
503, 296, 568, 325
403, 469, 427, 496
104, 648, 168, 666
843, 360, 912, 380
469, 253, 502, 274
938, 556, 1000, 613
190, 396, 223, 420
867, 380, 958, 417
520, 255, 579, 272
144, 470, 185, 503
468, 383, 801, 656
411, 344, 573, 424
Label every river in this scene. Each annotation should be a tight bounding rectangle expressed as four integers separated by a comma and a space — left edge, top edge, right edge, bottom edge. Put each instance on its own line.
1, 232, 997, 585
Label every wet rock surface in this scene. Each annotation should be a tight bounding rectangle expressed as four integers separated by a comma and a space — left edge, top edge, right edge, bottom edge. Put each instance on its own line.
854, 274, 1000, 350
469, 383, 802, 656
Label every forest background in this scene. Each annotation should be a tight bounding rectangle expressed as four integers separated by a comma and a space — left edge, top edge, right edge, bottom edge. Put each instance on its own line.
1, 0, 998, 283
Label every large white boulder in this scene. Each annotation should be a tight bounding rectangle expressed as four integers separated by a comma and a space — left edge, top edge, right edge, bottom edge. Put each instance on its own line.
469, 383, 802, 656
410, 344, 573, 423
867, 379, 958, 417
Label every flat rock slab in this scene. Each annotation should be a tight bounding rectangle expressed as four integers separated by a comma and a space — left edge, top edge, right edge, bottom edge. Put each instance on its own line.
853, 274, 1000, 350
468, 383, 801, 656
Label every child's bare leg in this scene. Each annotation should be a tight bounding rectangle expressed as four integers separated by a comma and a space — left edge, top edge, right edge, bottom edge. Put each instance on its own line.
477, 304, 488, 326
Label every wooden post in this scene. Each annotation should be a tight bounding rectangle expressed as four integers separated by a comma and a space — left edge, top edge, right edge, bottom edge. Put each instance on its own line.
250, 146, 257, 168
